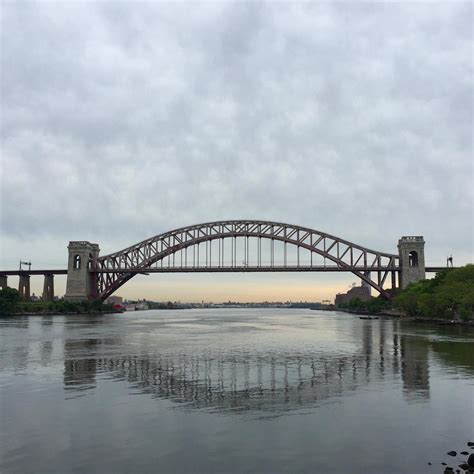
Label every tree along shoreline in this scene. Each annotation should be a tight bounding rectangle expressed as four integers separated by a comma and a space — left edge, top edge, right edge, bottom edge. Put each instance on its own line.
0, 310, 122, 317
0, 288, 118, 316
336, 265, 474, 324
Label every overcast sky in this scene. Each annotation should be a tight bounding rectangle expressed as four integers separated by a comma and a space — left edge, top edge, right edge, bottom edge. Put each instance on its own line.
1, 1, 472, 301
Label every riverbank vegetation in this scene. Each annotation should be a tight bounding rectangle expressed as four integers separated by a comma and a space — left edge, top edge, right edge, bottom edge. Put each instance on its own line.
0, 288, 115, 315
336, 295, 392, 314
0, 287, 21, 315
394, 265, 474, 320
338, 265, 473, 320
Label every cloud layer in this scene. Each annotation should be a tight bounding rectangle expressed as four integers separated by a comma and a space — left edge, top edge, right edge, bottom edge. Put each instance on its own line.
1, 2, 472, 299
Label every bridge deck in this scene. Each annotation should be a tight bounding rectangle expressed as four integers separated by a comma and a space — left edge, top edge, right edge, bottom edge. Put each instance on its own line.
0, 270, 68, 276
0, 266, 447, 275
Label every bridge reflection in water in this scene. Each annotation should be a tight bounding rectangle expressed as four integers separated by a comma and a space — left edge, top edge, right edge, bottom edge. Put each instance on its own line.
63, 322, 431, 413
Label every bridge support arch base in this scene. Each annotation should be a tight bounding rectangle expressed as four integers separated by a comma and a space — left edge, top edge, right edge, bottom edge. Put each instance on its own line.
0, 275, 7, 290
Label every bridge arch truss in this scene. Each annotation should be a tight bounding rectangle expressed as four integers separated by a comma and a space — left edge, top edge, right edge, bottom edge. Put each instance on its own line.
94, 220, 399, 300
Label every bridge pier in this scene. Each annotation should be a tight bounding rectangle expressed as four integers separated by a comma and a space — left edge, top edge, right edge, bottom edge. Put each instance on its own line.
362, 271, 371, 295
65, 241, 100, 301
398, 237, 426, 289
0, 275, 7, 290
42, 273, 55, 301
18, 274, 31, 300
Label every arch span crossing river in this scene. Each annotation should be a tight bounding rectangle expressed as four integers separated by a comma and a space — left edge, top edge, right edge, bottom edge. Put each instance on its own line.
0, 219, 451, 301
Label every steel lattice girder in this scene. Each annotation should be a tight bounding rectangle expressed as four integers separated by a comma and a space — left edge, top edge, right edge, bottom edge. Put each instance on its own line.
94, 220, 399, 300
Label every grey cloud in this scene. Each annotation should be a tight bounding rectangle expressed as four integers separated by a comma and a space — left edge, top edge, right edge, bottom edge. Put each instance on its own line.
1, 1, 473, 271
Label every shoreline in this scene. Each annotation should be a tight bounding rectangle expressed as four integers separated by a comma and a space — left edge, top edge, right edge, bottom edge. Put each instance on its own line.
0, 310, 123, 317
1, 308, 473, 327
338, 308, 474, 327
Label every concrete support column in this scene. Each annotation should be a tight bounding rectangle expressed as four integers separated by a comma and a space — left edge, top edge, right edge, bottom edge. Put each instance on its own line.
18, 274, 31, 300
42, 273, 54, 301
362, 271, 371, 296
0, 275, 7, 289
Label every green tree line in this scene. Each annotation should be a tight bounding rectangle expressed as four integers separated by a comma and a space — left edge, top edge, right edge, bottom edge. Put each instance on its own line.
0, 287, 115, 316
394, 265, 474, 320
337, 265, 473, 319
337, 295, 391, 314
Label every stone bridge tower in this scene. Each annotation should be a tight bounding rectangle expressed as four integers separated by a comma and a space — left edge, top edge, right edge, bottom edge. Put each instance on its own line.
65, 241, 100, 301
398, 236, 425, 289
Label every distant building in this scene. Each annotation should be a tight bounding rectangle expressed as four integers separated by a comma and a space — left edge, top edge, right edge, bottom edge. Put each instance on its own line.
136, 299, 149, 310
335, 285, 371, 306
106, 295, 123, 305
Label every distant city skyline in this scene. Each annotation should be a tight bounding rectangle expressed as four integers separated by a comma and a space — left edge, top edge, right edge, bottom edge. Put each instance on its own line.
11, 271, 357, 303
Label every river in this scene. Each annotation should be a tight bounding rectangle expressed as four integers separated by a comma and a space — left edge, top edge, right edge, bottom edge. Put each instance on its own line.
0, 309, 473, 473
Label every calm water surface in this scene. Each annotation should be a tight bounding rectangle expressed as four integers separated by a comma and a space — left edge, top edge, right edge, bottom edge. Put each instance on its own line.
0, 309, 473, 473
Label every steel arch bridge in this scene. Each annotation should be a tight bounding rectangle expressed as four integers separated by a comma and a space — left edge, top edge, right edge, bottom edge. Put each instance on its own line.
92, 220, 401, 300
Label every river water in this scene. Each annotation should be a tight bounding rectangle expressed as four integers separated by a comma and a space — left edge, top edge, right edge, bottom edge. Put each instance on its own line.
0, 309, 473, 473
